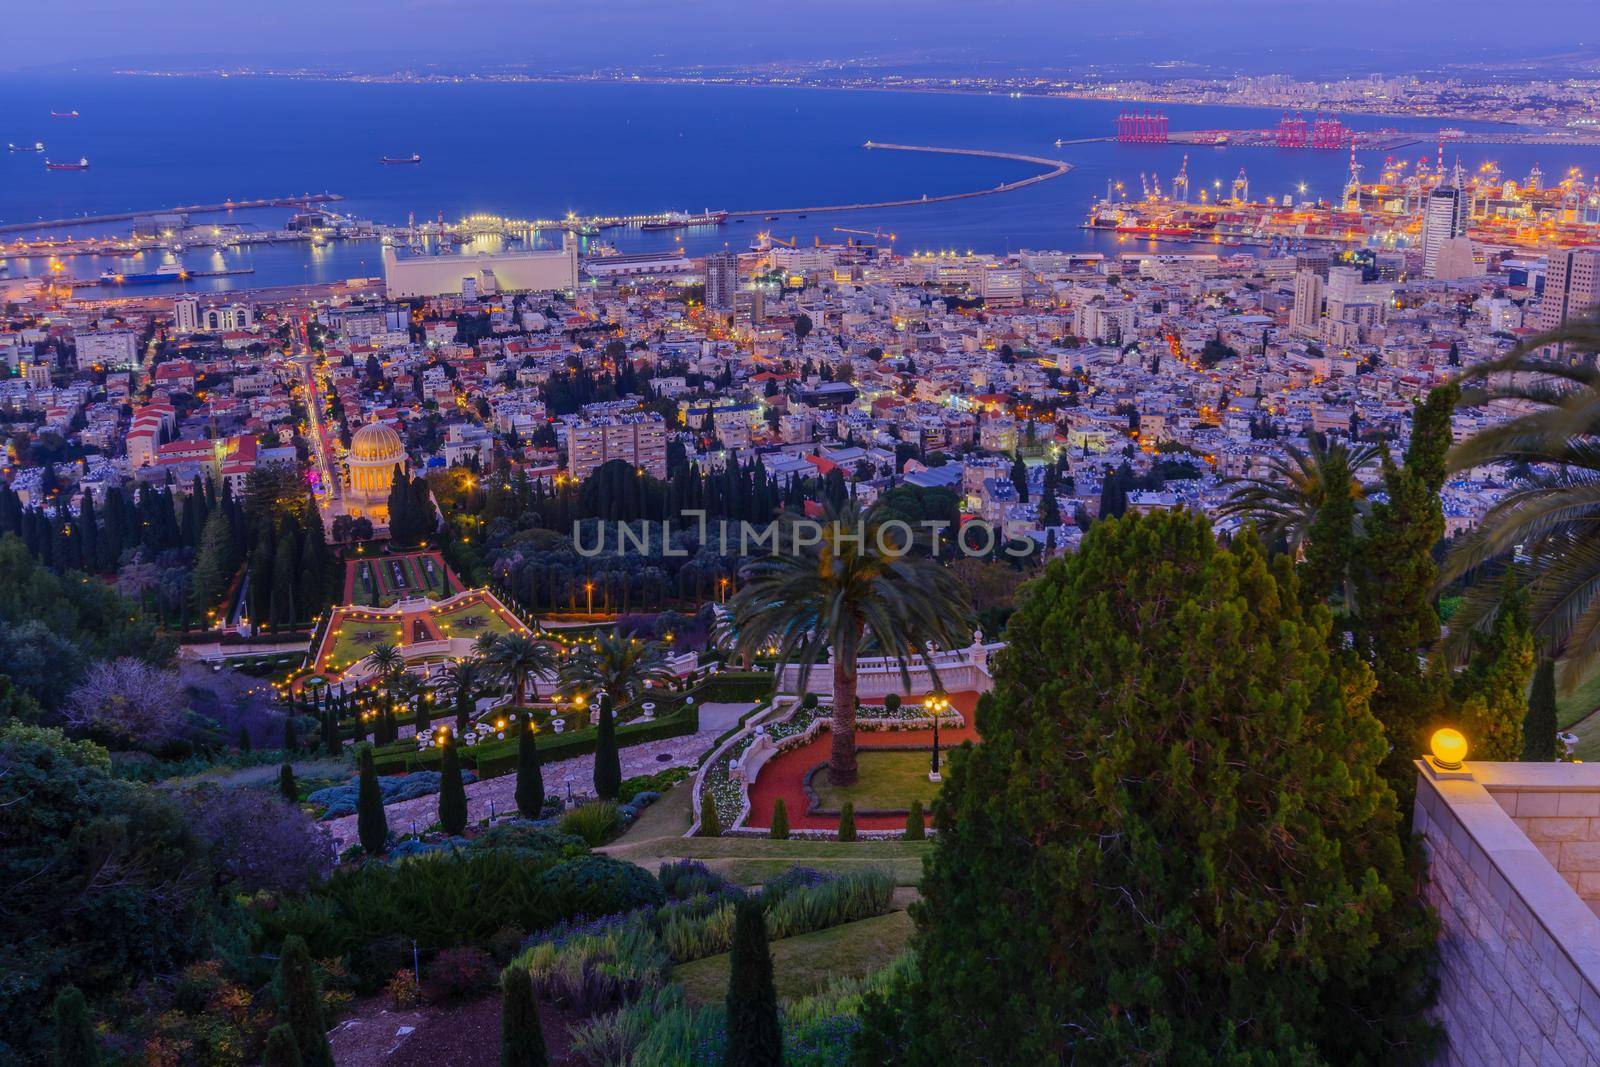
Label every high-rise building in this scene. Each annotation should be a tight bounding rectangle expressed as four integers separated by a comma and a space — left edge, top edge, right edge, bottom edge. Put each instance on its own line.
1292, 270, 1325, 332
705, 251, 739, 312
173, 294, 199, 334
1325, 265, 1363, 317
1536, 247, 1600, 361
565, 414, 668, 480
1422, 185, 1468, 279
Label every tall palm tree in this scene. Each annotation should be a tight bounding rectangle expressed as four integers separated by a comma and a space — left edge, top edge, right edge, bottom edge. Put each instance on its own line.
1441, 322, 1600, 677
364, 643, 404, 687
438, 655, 492, 732
558, 631, 674, 708
482, 633, 558, 706
727, 505, 975, 786
1216, 436, 1379, 554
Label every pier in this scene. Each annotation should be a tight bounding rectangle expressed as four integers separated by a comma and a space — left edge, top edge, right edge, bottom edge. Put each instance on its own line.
0, 193, 345, 235
726, 142, 1072, 218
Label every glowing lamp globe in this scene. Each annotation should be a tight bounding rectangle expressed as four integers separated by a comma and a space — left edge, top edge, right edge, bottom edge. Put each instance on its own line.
1431, 728, 1468, 771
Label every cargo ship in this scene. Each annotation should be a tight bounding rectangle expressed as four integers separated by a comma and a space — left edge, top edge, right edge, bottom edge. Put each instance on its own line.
381, 153, 421, 165
640, 210, 728, 231
45, 157, 89, 171
99, 263, 188, 285
7, 141, 44, 152
51, 110, 79, 118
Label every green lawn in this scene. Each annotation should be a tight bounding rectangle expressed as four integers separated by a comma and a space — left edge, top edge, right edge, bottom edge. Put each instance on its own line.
810, 749, 942, 814
599, 783, 932, 886
671, 910, 915, 1007
433, 605, 516, 643
324, 617, 403, 670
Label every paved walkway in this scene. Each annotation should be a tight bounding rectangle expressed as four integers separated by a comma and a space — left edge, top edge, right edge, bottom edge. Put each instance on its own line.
744, 692, 981, 833
324, 702, 757, 850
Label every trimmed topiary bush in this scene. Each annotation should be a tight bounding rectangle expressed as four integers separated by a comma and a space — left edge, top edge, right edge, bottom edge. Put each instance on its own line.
837, 802, 856, 842
905, 799, 925, 840
769, 798, 790, 840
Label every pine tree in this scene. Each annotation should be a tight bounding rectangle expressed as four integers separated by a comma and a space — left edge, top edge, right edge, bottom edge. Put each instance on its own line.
356, 746, 388, 855
892, 511, 1438, 1063
837, 801, 856, 842
279, 763, 298, 803
723, 898, 782, 1067
499, 966, 549, 1067
593, 693, 621, 801
262, 1024, 304, 1067
515, 725, 545, 818
905, 799, 925, 840
439, 739, 468, 835
1524, 658, 1559, 762
769, 798, 789, 840
52, 985, 98, 1067
275, 935, 333, 1067
1300, 444, 1358, 607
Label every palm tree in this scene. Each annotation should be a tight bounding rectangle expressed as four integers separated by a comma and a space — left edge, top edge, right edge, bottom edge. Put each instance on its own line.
438, 655, 492, 732
1440, 322, 1600, 676
727, 505, 975, 786
481, 633, 558, 706
1217, 436, 1379, 554
364, 643, 404, 688
558, 631, 674, 708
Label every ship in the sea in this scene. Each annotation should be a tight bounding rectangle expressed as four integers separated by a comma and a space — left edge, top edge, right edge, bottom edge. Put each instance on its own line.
99, 263, 188, 285
7, 141, 44, 153
380, 153, 422, 165
45, 157, 89, 171
50, 110, 79, 118
640, 210, 728, 232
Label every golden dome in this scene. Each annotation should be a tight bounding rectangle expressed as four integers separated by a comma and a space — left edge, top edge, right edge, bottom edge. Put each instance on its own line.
350, 421, 404, 463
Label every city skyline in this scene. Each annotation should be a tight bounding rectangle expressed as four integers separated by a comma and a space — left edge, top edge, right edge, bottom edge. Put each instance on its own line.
6, 0, 1599, 74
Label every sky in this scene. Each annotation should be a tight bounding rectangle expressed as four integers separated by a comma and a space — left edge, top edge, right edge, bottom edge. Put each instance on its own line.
3, 0, 1595, 74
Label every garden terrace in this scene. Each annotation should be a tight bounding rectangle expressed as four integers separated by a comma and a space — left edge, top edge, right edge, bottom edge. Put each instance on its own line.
308, 586, 534, 684
344, 549, 461, 607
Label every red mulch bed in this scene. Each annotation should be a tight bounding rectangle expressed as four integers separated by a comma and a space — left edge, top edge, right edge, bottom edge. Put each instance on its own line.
332, 992, 587, 1067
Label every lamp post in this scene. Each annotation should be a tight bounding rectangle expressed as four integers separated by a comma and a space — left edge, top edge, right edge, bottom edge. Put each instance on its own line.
923, 690, 950, 782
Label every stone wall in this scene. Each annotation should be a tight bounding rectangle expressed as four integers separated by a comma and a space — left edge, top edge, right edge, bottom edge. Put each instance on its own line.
1415, 763, 1600, 1066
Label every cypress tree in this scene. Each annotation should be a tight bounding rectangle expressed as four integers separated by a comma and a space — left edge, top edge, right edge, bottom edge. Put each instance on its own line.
275, 935, 333, 1067
1354, 384, 1458, 802
905, 799, 925, 840
893, 510, 1437, 1063
593, 693, 621, 801
52, 985, 98, 1067
499, 966, 549, 1067
722, 898, 782, 1067
515, 725, 544, 818
356, 747, 388, 855
321, 709, 341, 756
283, 716, 298, 753
272, 529, 299, 630
837, 801, 856, 842
279, 763, 298, 803
262, 1024, 304, 1067
769, 798, 789, 840
700, 797, 722, 838
439, 739, 468, 835
190, 505, 235, 616
1524, 658, 1559, 762
238, 723, 253, 753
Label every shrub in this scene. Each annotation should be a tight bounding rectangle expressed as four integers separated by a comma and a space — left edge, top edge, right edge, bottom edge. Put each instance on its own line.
424, 945, 496, 1001
275, 935, 333, 1067
761, 867, 835, 907
765, 869, 893, 941
500, 965, 549, 1067
539, 855, 665, 919
770, 798, 790, 840
883, 693, 901, 714
53, 985, 99, 1067
837, 802, 856, 842
559, 801, 622, 847
570, 985, 718, 1067
699, 795, 723, 837
659, 900, 738, 963
182, 785, 333, 894
514, 912, 670, 1014
472, 822, 587, 861
801, 692, 819, 710
905, 799, 925, 840
618, 766, 691, 802
488, 924, 528, 966
659, 859, 737, 901
350, 934, 411, 990
386, 970, 421, 1010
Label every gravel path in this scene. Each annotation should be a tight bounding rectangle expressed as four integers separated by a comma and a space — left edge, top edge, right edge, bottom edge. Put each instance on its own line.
323, 703, 754, 850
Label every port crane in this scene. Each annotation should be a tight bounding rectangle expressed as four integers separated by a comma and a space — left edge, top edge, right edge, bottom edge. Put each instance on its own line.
1171, 155, 1190, 203
831, 226, 897, 246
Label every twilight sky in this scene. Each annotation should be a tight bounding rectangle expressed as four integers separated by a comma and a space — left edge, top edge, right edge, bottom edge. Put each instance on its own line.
3, 0, 1596, 73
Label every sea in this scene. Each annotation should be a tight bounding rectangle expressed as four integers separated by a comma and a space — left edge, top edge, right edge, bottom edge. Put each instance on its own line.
1, 74, 1595, 298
